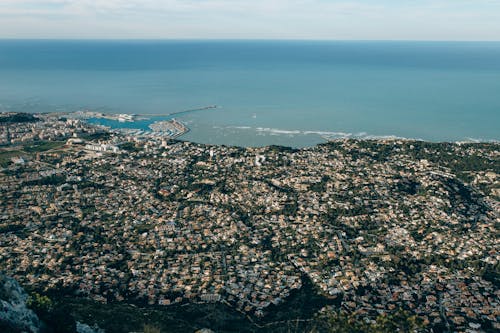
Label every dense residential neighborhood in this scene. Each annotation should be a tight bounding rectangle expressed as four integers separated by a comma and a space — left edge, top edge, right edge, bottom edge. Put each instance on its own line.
1, 113, 499, 332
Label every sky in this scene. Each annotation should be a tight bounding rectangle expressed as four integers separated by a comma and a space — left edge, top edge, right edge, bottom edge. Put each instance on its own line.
0, 0, 499, 40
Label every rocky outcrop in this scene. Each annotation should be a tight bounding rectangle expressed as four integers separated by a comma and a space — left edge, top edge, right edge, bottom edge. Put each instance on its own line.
0, 273, 42, 333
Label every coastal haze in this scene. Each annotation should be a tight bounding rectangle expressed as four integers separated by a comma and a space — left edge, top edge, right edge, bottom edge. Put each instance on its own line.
1, 40, 500, 147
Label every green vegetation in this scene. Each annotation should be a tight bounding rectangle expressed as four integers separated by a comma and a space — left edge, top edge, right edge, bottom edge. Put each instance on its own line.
401, 141, 498, 181
481, 263, 500, 288
0, 223, 24, 234
0, 140, 64, 167
0, 150, 23, 167
120, 141, 141, 152
143, 324, 162, 333
310, 309, 424, 333
80, 132, 111, 141
24, 174, 67, 186
22, 294, 428, 333
25, 276, 338, 333
27, 292, 53, 313
135, 223, 155, 233
266, 145, 299, 153
310, 175, 330, 192
0, 113, 38, 123
325, 140, 499, 176
23, 140, 65, 152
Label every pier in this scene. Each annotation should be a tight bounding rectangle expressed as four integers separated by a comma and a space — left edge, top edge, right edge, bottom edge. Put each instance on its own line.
72, 105, 218, 121
141, 105, 218, 118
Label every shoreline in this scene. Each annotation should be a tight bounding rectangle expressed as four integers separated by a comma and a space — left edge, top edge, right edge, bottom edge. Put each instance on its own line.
2, 111, 499, 149
72, 111, 500, 145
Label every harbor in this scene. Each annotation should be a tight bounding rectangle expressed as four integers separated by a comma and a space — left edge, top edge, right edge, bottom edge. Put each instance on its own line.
70, 105, 218, 140
148, 119, 189, 138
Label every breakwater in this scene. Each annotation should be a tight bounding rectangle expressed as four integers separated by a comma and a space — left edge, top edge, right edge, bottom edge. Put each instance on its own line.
141, 105, 218, 118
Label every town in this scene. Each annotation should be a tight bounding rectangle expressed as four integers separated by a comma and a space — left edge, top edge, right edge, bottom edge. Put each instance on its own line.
0, 112, 498, 332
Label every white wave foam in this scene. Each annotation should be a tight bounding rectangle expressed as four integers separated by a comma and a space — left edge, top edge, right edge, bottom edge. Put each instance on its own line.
228, 126, 406, 140
461, 137, 499, 143
219, 125, 498, 143
303, 130, 353, 137
228, 126, 252, 130
256, 127, 302, 135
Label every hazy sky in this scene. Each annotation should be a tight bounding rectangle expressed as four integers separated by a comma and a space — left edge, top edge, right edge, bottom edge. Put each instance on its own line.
0, 0, 499, 40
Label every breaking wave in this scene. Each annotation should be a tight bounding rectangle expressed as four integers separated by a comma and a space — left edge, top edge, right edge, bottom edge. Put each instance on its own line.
226, 126, 410, 140
220, 125, 497, 143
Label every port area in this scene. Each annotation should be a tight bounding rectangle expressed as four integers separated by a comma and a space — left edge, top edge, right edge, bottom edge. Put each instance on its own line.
148, 119, 189, 138
64, 105, 217, 139
70, 105, 218, 122
69, 111, 141, 122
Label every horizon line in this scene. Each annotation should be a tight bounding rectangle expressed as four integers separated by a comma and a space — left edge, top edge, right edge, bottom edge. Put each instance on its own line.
1, 38, 500, 43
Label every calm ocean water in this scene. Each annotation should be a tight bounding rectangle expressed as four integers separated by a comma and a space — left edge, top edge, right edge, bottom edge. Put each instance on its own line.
0, 40, 499, 147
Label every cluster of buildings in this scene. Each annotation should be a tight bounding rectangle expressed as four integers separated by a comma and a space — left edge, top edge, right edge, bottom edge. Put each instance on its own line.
0, 113, 100, 145
0, 113, 498, 332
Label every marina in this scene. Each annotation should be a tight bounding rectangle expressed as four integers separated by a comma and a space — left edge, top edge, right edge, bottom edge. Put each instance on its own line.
75, 105, 218, 140
148, 119, 189, 138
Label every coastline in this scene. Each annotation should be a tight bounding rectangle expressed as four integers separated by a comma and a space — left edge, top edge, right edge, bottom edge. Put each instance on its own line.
4, 110, 500, 150
61, 110, 500, 146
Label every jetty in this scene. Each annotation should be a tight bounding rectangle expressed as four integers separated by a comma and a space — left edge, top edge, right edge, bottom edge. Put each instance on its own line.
141, 105, 218, 118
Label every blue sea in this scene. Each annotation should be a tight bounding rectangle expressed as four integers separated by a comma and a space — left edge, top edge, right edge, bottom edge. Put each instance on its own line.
1, 40, 499, 147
